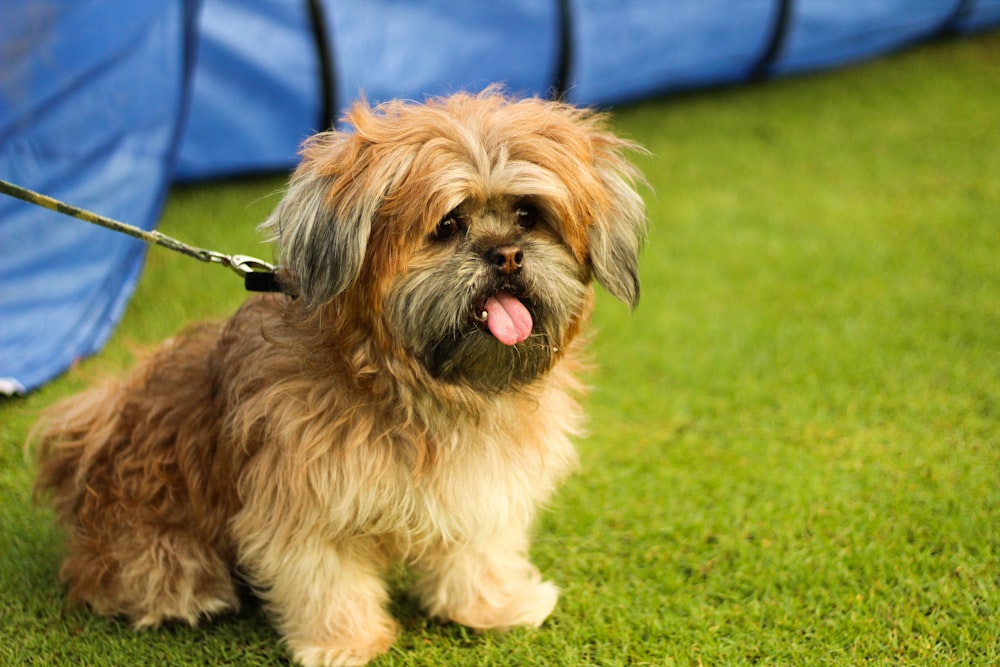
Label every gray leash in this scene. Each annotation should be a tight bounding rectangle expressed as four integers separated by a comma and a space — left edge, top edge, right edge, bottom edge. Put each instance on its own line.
0, 178, 284, 293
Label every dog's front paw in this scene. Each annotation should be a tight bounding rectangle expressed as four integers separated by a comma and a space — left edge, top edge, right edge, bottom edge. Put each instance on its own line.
517, 579, 561, 628
247, 535, 400, 666
289, 621, 397, 667
291, 643, 389, 667
456, 577, 560, 631
420, 560, 560, 632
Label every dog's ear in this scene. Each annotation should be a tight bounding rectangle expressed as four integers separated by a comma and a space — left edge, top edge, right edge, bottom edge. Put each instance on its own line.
588, 142, 648, 308
260, 125, 390, 306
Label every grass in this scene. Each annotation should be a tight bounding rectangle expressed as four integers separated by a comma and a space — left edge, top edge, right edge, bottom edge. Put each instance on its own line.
3, 31, 999, 666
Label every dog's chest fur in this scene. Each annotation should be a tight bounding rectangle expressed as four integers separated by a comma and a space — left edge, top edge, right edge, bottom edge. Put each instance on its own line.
365, 399, 578, 549
232, 372, 581, 558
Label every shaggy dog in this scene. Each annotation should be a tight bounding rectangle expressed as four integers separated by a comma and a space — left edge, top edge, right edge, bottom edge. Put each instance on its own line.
34, 89, 646, 667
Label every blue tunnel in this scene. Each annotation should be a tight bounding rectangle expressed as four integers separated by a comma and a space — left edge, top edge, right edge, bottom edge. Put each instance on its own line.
1, 0, 998, 393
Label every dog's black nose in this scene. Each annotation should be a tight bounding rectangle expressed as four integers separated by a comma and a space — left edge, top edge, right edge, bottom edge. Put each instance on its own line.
488, 245, 524, 275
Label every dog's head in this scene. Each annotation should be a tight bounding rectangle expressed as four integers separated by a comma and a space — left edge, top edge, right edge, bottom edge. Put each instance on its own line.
262, 89, 646, 391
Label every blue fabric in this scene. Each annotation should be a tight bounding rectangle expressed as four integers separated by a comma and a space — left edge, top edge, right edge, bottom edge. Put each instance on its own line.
328, 0, 560, 107
956, 0, 1000, 30
567, 0, 779, 104
772, 0, 962, 74
1, 0, 998, 393
175, 0, 317, 180
0, 0, 198, 394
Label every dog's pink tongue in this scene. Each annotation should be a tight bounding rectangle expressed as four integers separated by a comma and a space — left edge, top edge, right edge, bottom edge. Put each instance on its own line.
484, 292, 532, 346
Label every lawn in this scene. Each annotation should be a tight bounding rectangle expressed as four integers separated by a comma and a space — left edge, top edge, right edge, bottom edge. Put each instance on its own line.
2, 31, 999, 666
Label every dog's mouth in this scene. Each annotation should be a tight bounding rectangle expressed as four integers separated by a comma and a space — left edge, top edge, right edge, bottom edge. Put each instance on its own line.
472, 291, 533, 346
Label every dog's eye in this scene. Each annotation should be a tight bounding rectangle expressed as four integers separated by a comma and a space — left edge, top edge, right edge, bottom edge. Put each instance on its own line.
514, 203, 540, 231
434, 213, 465, 241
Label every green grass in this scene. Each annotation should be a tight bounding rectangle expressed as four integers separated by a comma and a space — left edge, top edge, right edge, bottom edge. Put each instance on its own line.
3, 32, 999, 665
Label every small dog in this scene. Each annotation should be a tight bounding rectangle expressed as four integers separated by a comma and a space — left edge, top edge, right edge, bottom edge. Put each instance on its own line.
34, 89, 646, 667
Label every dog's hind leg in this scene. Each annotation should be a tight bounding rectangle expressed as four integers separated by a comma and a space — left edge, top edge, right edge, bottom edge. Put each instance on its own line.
58, 514, 240, 628
33, 324, 242, 627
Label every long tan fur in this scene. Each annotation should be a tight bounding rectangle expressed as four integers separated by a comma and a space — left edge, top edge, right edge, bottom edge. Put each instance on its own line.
34, 89, 646, 667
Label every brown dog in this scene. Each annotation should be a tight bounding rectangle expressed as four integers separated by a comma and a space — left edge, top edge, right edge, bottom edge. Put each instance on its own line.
34, 89, 646, 667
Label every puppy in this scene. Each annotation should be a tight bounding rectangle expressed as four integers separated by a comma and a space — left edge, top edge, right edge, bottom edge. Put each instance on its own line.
34, 89, 646, 667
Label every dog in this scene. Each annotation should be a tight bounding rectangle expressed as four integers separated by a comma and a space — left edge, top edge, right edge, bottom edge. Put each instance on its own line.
33, 89, 646, 667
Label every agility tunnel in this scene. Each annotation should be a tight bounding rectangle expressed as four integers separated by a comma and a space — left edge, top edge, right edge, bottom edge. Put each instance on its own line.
2, 0, 998, 393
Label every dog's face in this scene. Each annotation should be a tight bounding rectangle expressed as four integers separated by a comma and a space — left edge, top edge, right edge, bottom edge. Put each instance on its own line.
262, 90, 646, 392
387, 192, 591, 391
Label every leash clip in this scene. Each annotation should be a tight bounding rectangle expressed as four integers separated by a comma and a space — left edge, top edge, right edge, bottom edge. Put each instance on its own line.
230, 254, 286, 294
202, 251, 283, 293
227, 254, 275, 278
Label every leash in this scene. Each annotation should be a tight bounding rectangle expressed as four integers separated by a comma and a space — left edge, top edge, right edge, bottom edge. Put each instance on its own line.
0, 178, 284, 293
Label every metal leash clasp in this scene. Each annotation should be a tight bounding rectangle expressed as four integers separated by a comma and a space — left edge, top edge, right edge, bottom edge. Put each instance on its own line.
231, 255, 287, 294
201, 251, 284, 293
201, 251, 274, 277
227, 254, 276, 278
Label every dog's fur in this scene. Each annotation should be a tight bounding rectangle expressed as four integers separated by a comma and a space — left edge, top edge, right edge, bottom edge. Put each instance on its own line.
34, 90, 646, 667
